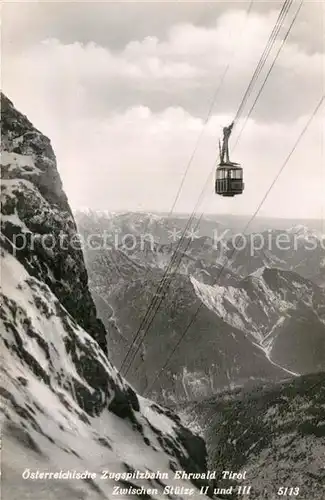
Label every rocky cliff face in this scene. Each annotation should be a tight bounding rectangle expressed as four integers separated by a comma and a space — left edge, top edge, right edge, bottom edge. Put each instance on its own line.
1, 93, 107, 353
0, 93, 213, 499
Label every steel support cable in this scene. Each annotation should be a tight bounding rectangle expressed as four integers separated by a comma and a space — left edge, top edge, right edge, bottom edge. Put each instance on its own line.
184, 0, 298, 218
169, 0, 296, 235
138, 0, 304, 386
122, 130, 226, 378
144, 94, 324, 395
122, 165, 214, 376
119, 1, 255, 374
233, 0, 304, 151
115, 0, 288, 314
234, 0, 293, 124
137, 0, 294, 288
122, 174, 213, 377
121, 0, 293, 376
119, 202, 203, 373
170, 0, 255, 215
176, 0, 294, 220
137, 0, 255, 289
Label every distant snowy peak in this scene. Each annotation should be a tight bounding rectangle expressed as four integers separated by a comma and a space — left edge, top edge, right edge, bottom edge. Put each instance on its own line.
287, 224, 324, 240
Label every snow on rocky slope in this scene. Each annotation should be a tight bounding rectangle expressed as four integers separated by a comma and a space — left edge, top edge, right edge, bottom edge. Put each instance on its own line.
0, 93, 213, 499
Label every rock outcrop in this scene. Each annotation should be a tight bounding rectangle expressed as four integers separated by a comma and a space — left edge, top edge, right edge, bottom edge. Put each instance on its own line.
1, 93, 107, 353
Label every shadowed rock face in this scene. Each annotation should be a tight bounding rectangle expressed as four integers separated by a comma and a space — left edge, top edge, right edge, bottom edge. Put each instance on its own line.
1, 92, 107, 353
1, 93, 214, 499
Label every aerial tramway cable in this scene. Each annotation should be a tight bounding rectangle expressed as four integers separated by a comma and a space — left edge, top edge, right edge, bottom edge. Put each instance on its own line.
143, 94, 325, 395
234, 0, 294, 123
121, 0, 295, 377
232, 0, 304, 150
119, 0, 255, 374
170, 0, 255, 215
120, 0, 295, 377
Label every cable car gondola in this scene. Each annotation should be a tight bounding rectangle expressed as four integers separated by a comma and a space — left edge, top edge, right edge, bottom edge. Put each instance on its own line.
215, 122, 244, 197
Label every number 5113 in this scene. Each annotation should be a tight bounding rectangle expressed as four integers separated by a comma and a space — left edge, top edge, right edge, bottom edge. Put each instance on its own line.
277, 487, 299, 496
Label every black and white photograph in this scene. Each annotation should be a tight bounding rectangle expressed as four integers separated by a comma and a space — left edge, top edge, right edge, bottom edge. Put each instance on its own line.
1, 0, 324, 499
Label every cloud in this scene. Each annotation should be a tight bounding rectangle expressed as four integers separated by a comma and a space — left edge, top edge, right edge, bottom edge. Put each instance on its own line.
4, 91, 323, 218
2, 3, 324, 218
3, 6, 323, 123
3, 1, 324, 55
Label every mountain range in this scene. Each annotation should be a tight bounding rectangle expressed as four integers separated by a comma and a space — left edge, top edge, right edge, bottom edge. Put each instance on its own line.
76, 211, 325, 402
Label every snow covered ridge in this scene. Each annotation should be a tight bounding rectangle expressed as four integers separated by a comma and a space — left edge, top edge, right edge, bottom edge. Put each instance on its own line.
0, 94, 213, 499
287, 224, 325, 240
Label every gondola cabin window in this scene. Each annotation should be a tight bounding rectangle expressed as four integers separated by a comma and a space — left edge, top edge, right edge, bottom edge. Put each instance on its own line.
215, 165, 244, 197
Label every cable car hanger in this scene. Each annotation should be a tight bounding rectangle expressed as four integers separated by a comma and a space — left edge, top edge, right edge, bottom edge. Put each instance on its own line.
215, 121, 244, 197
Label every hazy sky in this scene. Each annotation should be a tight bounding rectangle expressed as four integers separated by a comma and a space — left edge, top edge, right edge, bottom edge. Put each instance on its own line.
2, 0, 325, 218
